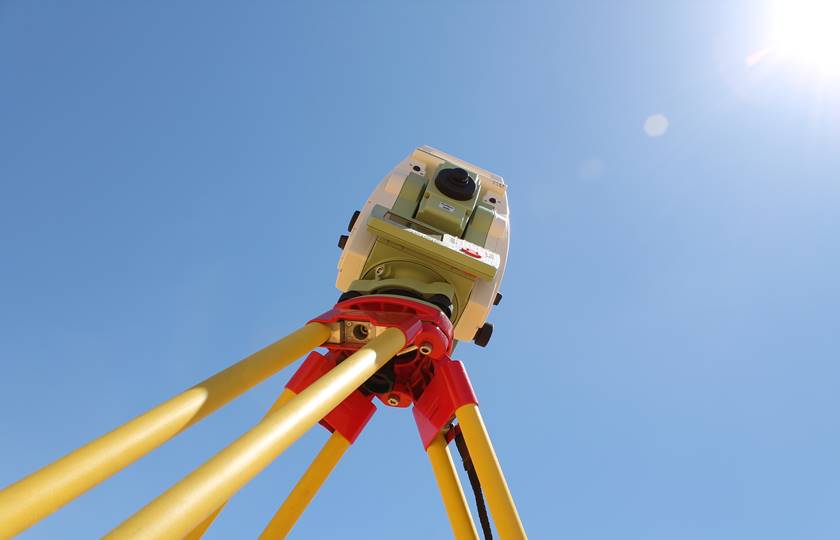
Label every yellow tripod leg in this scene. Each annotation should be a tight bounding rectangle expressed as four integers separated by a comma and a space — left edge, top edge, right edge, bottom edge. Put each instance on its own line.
0, 323, 330, 540
259, 431, 350, 539
456, 404, 527, 540
105, 327, 405, 540
427, 434, 480, 540
181, 506, 222, 540
183, 388, 299, 540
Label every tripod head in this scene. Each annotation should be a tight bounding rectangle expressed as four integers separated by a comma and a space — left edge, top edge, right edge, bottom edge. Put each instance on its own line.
336, 146, 509, 347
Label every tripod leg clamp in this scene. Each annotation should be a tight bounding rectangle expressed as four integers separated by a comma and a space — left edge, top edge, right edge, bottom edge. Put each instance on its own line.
285, 351, 376, 444
413, 359, 478, 449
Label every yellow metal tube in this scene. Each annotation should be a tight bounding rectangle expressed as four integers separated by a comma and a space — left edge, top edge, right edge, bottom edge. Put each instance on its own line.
0, 322, 329, 539
181, 506, 222, 540
263, 387, 299, 417
456, 404, 527, 540
183, 387, 299, 540
427, 434, 479, 540
259, 431, 351, 539
105, 327, 406, 540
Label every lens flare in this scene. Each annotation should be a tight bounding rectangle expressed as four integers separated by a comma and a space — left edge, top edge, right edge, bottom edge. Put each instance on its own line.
770, 0, 840, 75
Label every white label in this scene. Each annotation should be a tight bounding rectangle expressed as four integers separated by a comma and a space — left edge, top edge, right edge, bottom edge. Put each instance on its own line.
438, 201, 456, 213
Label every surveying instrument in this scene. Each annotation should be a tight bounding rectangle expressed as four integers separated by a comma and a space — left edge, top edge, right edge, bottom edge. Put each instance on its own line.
0, 146, 526, 539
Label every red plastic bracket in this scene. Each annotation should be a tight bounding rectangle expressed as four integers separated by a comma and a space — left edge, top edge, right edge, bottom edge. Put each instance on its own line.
412, 359, 478, 449
285, 351, 376, 444
294, 295, 472, 448
308, 295, 454, 356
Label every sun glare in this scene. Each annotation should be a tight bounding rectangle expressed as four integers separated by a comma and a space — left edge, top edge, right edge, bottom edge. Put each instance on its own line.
770, 0, 840, 75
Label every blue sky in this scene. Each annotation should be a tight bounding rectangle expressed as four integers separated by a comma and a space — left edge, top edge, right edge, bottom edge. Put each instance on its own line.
2, 2, 839, 538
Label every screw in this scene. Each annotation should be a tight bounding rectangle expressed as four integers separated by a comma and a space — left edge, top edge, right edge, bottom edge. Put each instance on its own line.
387, 395, 400, 406
375, 265, 385, 277
345, 321, 354, 327
418, 342, 433, 355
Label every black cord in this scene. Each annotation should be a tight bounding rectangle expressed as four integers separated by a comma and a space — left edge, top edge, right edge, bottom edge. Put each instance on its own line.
454, 430, 493, 540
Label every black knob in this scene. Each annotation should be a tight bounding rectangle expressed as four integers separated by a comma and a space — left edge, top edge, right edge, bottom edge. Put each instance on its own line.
451, 168, 469, 183
473, 322, 493, 347
435, 167, 476, 201
338, 235, 348, 249
493, 292, 503, 306
347, 210, 360, 232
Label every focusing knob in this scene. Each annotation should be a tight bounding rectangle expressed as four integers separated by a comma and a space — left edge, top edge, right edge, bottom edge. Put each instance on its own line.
473, 322, 493, 347
435, 167, 476, 201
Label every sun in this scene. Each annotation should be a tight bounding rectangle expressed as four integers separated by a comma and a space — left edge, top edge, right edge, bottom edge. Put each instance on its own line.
769, 0, 840, 75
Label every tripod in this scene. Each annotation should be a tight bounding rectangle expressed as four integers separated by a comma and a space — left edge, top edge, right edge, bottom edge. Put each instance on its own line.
0, 295, 526, 539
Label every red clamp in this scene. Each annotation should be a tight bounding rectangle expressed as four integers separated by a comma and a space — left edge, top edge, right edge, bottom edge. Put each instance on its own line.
285, 351, 376, 444
412, 359, 478, 449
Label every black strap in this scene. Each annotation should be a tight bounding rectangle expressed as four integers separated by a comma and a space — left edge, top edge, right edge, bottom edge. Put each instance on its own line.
454, 430, 493, 539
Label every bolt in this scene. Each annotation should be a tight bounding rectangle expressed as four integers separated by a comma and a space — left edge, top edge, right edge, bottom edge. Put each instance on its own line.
345, 320, 354, 327
418, 342, 433, 355
387, 394, 400, 406
375, 265, 385, 277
